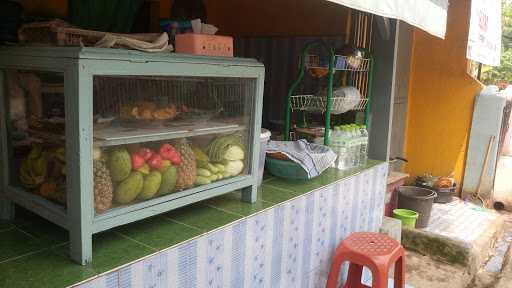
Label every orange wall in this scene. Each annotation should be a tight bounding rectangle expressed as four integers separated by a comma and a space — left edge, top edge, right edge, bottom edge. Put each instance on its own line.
22, 0, 348, 36
160, 0, 349, 36
404, 0, 483, 185
19, 0, 67, 18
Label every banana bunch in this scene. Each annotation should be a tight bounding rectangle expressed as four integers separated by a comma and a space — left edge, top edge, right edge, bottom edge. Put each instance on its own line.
54, 147, 66, 176
19, 144, 48, 189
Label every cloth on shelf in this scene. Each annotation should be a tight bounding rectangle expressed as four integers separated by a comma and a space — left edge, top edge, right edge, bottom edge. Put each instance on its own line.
266, 139, 336, 178
95, 32, 173, 52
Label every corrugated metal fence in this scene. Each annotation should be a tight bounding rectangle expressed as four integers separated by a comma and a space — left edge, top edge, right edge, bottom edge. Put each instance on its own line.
235, 36, 345, 130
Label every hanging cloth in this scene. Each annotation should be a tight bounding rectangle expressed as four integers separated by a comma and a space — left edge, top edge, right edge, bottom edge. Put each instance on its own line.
325, 0, 449, 39
69, 0, 144, 33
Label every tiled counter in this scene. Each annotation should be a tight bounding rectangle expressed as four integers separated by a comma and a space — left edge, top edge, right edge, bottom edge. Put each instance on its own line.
0, 161, 387, 288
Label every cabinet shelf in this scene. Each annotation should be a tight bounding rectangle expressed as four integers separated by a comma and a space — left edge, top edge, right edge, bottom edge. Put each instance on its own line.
94, 119, 246, 147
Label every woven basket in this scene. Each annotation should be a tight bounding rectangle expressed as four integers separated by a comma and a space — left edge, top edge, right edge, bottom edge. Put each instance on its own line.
18, 20, 161, 47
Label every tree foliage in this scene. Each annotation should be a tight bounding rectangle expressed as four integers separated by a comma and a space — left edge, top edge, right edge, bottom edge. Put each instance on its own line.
481, 0, 512, 85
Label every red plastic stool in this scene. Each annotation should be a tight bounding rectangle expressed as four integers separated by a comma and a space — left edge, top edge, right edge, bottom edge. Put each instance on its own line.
326, 232, 405, 288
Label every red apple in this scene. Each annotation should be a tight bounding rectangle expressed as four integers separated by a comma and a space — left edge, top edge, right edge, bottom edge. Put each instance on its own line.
159, 144, 176, 160
137, 147, 154, 161
131, 153, 145, 170
148, 154, 163, 170
170, 153, 182, 165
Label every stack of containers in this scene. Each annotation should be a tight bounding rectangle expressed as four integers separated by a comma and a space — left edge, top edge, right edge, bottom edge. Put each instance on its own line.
325, 124, 369, 171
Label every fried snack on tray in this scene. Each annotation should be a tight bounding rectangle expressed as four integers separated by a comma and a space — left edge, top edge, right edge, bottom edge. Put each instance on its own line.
120, 102, 177, 121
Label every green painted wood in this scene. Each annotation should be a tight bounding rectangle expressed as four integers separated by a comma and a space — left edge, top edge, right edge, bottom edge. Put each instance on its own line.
242, 70, 264, 203
0, 47, 263, 68
79, 59, 262, 78
94, 123, 246, 147
5, 186, 67, 228
0, 46, 264, 264
66, 63, 94, 265
93, 178, 254, 233
94, 175, 252, 222
0, 70, 14, 221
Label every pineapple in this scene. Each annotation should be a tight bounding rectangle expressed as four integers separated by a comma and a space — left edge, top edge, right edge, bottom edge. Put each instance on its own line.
173, 138, 197, 190
94, 160, 114, 213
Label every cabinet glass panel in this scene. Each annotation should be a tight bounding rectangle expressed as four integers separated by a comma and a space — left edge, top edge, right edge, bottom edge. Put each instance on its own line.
92, 76, 256, 214
3, 70, 67, 207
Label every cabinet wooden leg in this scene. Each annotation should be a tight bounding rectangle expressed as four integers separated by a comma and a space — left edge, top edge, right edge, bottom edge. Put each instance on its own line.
69, 227, 92, 265
0, 196, 14, 220
241, 184, 257, 203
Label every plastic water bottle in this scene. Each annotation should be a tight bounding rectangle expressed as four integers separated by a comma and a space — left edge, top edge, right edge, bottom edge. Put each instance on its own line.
328, 127, 344, 170
350, 125, 359, 167
335, 127, 349, 170
359, 125, 368, 165
344, 126, 354, 168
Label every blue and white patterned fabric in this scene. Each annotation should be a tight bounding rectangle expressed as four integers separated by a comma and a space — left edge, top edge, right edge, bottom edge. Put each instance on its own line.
266, 140, 337, 178
75, 163, 388, 288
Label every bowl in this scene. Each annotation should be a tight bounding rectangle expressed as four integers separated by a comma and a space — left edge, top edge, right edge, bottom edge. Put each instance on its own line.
265, 157, 309, 180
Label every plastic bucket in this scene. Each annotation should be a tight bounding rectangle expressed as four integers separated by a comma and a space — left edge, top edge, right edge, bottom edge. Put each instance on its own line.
393, 209, 419, 228
434, 185, 456, 203
258, 129, 271, 185
397, 186, 437, 228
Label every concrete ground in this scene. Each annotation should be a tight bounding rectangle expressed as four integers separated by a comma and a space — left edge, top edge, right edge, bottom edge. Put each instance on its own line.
487, 213, 512, 288
494, 250, 512, 288
405, 251, 473, 288
494, 156, 512, 211
402, 212, 512, 288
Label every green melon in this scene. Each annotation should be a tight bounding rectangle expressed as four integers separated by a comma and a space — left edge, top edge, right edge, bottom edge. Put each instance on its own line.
138, 171, 162, 200
159, 165, 177, 195
114, 171, 143, 204
108, 148, 132, 182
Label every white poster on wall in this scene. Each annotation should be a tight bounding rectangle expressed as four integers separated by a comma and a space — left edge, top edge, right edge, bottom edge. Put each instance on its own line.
467, 0, 502, 66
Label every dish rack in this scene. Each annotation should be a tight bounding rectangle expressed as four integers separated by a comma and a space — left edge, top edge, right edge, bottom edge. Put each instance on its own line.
290, 94, 368, 114
284, 41, 374, 145
305, 54, 370, 72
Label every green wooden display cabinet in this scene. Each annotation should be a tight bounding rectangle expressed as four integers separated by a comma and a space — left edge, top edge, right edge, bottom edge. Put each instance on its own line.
0, 47, 264, 264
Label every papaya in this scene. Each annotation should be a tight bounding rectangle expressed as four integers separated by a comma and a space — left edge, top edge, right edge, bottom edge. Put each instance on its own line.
158, 165, 177, 195
114, 171, 143, 204
138, 171, 162, 200
108, 148, 132, 182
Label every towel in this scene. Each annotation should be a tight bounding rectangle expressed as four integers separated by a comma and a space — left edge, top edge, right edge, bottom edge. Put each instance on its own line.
95, 32, 173, 52
266, 139, 336, 178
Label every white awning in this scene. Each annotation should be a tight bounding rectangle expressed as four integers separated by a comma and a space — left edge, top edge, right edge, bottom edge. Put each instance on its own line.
326, 0, 449, 39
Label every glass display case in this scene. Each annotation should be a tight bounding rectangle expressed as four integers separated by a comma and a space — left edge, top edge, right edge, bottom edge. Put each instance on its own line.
0, 47, 264, 264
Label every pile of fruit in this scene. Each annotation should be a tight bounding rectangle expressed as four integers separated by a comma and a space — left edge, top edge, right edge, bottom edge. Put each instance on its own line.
19, 144, 66, 205
193, 134, 246, 184
17, 134, 247, 213
107, 141, 187, 205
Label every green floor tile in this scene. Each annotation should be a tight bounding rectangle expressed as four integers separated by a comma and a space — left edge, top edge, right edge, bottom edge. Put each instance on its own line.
115, 216, 202, 250
14, 220, 68, 247
0, 228, 51, 262
262, 173, 274, 181
203, 191, 273, 216
262, 161, 382, 198
164, 203, 242, 232
54, 231, 155, 274
0, 250, 95, 288
0, 220, 13, 232
259, 184, 306, 204
262, 177, 324, 195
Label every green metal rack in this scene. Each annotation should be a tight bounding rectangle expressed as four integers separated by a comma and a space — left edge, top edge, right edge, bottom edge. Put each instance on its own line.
284, 42, 373, 145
